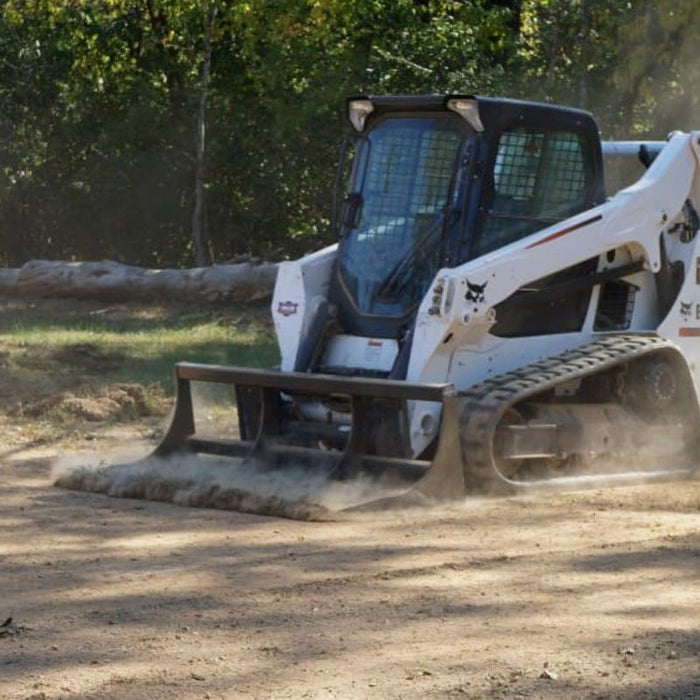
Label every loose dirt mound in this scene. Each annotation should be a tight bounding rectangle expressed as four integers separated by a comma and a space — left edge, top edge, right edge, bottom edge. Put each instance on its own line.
53, 450, 420, 521
15, 383, 162, 422
55, 457, 334, 521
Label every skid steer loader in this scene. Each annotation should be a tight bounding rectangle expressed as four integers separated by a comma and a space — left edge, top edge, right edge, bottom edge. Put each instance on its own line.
71, 95, 700, 518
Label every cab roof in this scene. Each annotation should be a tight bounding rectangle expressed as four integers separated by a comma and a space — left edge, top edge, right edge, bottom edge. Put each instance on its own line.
348, 94, 600, 142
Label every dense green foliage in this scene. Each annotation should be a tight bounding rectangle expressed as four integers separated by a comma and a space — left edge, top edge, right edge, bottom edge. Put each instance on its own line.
1, 0, 699, 267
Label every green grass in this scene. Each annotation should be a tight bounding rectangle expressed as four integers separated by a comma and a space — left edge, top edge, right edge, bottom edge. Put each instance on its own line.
0, 298, 279, 395
0, 298, 280, 446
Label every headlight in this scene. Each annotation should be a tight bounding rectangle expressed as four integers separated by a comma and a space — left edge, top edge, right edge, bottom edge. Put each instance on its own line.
447, 97, 484, 132
348, 98, 375, 132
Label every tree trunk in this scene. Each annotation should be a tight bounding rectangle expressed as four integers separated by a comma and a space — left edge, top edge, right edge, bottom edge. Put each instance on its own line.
191, 2, 218, 267
578, 0, 590, 110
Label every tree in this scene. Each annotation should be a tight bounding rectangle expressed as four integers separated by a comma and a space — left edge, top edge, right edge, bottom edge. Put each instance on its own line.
3, 0, 700, 268
191, 1, 218, 267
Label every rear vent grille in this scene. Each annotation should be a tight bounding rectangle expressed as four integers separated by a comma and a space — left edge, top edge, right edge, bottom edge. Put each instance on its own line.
594, 280, 636, 331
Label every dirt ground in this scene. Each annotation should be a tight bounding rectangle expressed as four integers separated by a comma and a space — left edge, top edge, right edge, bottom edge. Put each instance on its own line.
2, 425, 699, 700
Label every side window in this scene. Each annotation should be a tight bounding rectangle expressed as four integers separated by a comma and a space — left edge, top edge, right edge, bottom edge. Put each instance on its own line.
476, 128, 590, 256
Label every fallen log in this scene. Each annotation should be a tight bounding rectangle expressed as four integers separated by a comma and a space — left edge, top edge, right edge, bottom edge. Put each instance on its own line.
0, 268, 20, 293
0, 259, 278, 303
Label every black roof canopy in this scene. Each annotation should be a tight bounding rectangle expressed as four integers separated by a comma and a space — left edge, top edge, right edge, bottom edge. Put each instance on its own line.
348, 93, 601, 142
347, 93, 604, 207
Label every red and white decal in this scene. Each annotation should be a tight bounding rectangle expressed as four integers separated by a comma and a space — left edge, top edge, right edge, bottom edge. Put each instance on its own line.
364, 339, 383, 363
277, 300, 299, 317
526, 214, 603, 249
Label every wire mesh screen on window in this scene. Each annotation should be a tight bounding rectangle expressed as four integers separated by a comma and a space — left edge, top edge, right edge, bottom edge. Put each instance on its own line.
536, 133, 587, 212
360, 124, 460, 250
493, 129, 586, 215
476, 129, 588, 256
493, 131, 543, 200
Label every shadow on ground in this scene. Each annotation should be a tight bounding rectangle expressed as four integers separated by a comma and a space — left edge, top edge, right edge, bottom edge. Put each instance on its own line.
2, 448, 700, 698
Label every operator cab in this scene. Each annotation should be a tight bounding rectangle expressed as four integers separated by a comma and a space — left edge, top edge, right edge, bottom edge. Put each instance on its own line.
299, 95, 605, 376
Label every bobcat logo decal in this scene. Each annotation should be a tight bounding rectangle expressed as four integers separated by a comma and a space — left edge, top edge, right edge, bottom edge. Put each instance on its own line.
680, 300, 693, 320
465, 279, 488, 304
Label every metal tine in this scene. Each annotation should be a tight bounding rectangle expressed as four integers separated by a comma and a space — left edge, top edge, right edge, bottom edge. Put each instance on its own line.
154, 375, 195, 456
332, 394, 372, 481
244, 386, 285, 468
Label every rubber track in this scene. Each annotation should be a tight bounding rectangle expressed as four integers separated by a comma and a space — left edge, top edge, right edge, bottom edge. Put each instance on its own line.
458, 333, 692, 490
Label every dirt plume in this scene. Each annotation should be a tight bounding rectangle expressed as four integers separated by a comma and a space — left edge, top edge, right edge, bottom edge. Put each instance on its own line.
53, 451, 412, 521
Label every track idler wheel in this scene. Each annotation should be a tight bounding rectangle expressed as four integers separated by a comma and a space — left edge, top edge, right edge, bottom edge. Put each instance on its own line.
625, 356, 680, 418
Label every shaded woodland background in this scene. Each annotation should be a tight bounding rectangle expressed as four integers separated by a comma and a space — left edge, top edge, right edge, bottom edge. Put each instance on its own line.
0, 0, 698, 268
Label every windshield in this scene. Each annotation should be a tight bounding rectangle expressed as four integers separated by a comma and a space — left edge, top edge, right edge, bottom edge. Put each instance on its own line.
338, 114, 467, 317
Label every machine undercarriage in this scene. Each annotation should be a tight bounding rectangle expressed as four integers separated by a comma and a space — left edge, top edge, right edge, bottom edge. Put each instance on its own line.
459, 334, 698, 490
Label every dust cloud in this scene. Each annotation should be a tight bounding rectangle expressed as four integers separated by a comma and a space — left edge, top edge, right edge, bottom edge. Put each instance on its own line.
51, 380, 418, 521
52, 451, 412, 521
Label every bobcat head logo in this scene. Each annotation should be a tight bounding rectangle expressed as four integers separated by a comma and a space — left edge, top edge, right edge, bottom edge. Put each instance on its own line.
680, 300, 693, 320
465, 279, 488, 304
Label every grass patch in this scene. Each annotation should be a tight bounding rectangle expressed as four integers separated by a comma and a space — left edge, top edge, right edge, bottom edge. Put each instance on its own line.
0, 298, 279, 446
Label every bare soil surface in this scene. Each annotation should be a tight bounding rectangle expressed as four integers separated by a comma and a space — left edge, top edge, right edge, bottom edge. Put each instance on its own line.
1, 298, 699, 698
2, 430, 699, 699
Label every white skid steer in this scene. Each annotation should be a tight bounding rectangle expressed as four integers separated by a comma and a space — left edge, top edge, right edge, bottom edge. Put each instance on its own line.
70, 95, 700, 518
